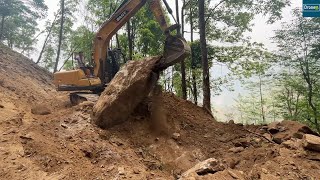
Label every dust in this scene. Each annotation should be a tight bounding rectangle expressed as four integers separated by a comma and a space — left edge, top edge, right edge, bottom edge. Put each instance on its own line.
149, 85, 171, 136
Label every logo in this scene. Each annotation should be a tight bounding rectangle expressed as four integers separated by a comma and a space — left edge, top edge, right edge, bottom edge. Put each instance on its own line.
303, 4, 320, 11
303, 0, 320, 17
115, 10, 128, 22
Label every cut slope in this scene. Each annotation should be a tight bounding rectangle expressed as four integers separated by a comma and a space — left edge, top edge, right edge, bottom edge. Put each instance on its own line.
0, 44, 55, 104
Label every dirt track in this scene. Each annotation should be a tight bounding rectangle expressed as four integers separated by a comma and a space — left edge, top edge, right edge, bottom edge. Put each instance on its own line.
0, 45, 319, 179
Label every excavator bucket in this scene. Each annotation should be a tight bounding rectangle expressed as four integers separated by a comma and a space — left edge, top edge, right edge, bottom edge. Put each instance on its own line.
155, 35, 191, 71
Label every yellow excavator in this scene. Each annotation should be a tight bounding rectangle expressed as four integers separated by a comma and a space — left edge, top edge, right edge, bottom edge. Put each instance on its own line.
53, 0, 190, 103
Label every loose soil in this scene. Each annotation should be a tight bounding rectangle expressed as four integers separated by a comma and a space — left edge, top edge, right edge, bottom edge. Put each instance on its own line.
0, 44, 319, 180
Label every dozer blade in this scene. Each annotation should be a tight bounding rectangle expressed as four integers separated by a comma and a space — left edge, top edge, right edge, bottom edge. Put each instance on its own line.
155, 35, 191, 71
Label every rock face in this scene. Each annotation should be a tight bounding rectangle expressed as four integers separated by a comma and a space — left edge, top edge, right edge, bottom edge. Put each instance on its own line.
92, 57, 161, 129
303, 134, 320, 152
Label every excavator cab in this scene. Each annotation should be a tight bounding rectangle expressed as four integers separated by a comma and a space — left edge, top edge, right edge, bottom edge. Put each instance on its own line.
105, 48, 127, 83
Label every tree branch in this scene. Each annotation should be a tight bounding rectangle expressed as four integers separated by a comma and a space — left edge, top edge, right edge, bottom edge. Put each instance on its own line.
205, 0, 226, 24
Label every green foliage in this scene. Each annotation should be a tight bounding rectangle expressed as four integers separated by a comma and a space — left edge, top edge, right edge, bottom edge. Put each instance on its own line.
185, 0, 289, 43
86, 0, 166, 59
131, 5, 166, 58
234, 9, 320, 132
40, 44, 55, 70
272, 8, 320, 132
69, 26, 95, 65
0, 0, 48, 53
180, 0, 289, 103
213, 42, 276, 78
40, 0, 79, 71
235, 92, 282, 125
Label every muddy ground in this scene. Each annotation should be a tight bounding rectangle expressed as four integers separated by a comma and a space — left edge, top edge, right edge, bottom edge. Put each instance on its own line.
0, 44, 319, 180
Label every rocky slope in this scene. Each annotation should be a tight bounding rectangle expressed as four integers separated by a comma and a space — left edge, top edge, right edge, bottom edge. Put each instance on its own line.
0, 45, 319, 180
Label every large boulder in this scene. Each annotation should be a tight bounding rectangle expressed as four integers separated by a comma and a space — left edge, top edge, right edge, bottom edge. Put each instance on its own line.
92, 57, 161, 129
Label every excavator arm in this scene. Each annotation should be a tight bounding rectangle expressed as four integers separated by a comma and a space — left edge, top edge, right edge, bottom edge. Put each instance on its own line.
92, 0, 190, 82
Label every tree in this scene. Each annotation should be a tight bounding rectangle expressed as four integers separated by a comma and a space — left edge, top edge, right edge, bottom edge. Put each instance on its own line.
0, 0, 47, 53
273, 72, 303, 121
273, 9, 320, 132
180, 0, 288, 109
54, 0, 66, 73
198, 0, 211, 112
37, 12, 59, 64
38, 0, 78, 71
178, 0, 187, 100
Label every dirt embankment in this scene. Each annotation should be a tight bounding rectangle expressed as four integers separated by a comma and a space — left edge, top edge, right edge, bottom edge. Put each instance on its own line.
0, 45, 319, 180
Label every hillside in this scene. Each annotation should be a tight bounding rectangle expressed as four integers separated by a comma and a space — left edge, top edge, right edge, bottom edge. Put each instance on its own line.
0, 45, 319, 180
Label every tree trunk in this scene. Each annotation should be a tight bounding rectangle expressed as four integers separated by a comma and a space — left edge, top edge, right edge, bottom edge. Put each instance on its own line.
258, 73, 265, 123
127, 20, 133, 60
0, 15, 5, 41
198, 0, 211, 112
54, 0, 65, 73
37, 13, 58, 64
306, 73, 319, 132
190, 6, 197, 105
176, 0, 187, 99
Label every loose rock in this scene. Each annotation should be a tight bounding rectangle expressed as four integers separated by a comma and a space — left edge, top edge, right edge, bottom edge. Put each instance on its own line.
118, 166, 125, 175
31, 105, 51, 115
303, 134, 320, 152
281, 139, 302, 150
133, 168, 141, 174
268, 122, 280, 134
229, 147, 244, 153
180, 158, 224, 178
228, 169, 240, 179
173, 133, 181, 140
263, 133, 273, 142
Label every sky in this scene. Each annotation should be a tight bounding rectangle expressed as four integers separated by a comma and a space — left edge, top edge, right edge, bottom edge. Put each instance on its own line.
35, 0, 301, 121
